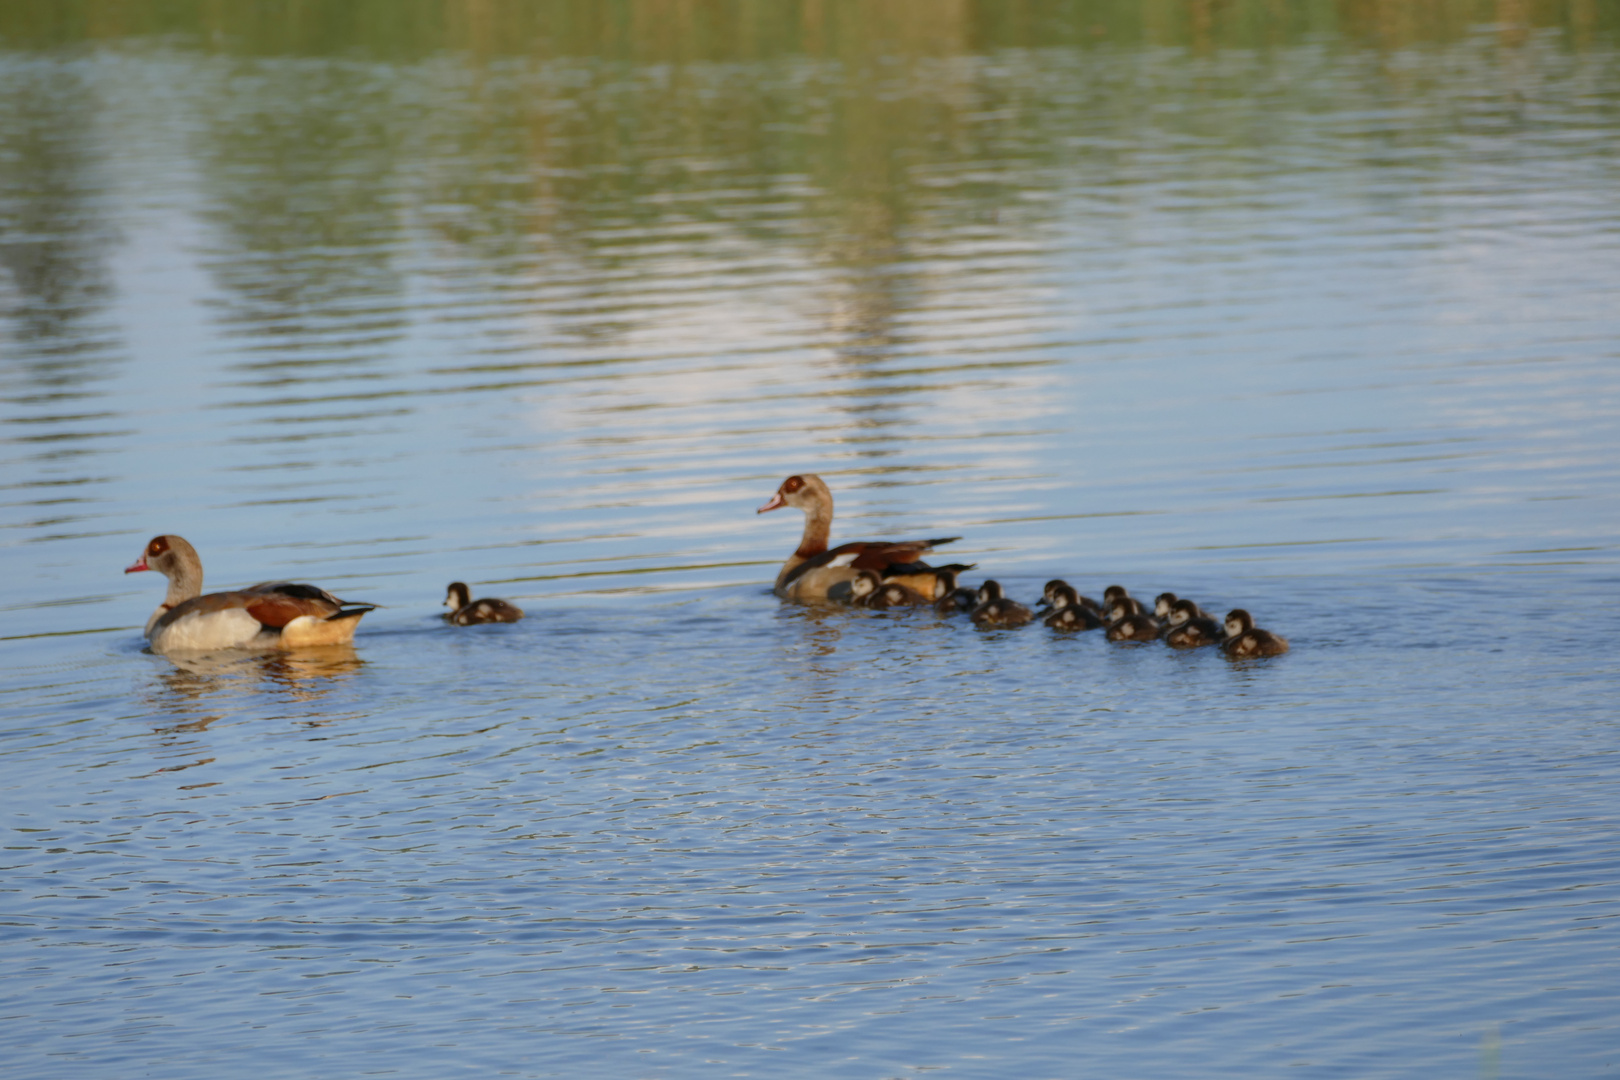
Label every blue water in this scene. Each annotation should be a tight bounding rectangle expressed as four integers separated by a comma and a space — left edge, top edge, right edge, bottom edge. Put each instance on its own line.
3, 11, 1619, 1078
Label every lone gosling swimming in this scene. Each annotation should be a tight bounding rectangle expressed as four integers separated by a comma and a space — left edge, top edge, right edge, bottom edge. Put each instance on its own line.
444, 582, 524, 626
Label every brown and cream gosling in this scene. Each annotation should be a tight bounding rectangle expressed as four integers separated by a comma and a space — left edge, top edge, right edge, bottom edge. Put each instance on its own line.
1043, 579, 1103, 615
1107, 596, 1146, 619
1157, 592, 1211, 620
1221, 609, 1289, 658
444, 582, 524, 625
933, 568, 978, 615
849, 569, 930, 609
1164, 600, 1222, 648
971, 580, 1036, 628
1105, 596, 1161, 642
1042, 584, 1103, 630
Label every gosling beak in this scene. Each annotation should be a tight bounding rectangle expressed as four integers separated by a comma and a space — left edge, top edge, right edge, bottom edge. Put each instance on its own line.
756, 492, 785, 514
124, 555, 149, 574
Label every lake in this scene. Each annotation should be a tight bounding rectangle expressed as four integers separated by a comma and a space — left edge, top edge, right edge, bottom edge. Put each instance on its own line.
2, 2, 1619, 1077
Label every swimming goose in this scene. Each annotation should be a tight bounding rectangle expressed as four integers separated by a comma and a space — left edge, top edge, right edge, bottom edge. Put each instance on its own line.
125, 534, 374, 654
1221, 609, 1290, 658
444, 582, 524, 625
1163, 597, 1213, 628
1156, 592, 1211, 621
970, 580, 1035, 628
848, 570, 931, 609
1042, 579, 1102, 615
1164, 600, 1222, 648
1046, 605, 1104, 632
1044, 584, 1103, 630
1105, 596, 1161, 642
757, 474, 962, 602
1107, 595, 1147, 619
933, 569, 977, 615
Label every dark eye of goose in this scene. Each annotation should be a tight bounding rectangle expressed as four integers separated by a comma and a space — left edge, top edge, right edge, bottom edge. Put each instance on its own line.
783, 475, 804, 493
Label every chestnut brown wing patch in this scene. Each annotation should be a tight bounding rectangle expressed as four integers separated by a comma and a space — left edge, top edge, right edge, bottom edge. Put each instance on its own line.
244, 594, 340, 628
848, 537, 960, 572
784, 537, 960, 587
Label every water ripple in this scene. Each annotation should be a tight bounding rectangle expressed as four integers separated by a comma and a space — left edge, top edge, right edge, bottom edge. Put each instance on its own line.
2, 12, 1620, 1079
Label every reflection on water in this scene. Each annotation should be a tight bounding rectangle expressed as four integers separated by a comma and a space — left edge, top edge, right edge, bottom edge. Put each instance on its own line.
0, 63, 114, 361
2, 2, 1620, 1078
143, 645, 363, 737
5, 0, 1617, 56
152, 643, 364, 697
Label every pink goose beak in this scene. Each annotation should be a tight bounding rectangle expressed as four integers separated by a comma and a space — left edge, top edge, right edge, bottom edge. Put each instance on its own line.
124, 555, 149, 574
756, 492, 785, 514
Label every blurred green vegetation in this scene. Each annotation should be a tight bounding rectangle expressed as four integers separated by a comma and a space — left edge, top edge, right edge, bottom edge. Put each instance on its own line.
2, 0, 1616, 369
1, 0, 1614, 58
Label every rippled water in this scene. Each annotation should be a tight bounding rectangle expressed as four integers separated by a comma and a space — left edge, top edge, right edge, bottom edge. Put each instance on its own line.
4, 3, 1620, 1076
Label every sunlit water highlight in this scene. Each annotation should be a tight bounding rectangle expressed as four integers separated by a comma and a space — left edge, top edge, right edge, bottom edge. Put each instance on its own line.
3, 7, 1619, 1077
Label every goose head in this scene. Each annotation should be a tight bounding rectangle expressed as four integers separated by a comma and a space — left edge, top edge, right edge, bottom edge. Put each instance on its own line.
125, 534, 204, 606
757, 473, 833, 516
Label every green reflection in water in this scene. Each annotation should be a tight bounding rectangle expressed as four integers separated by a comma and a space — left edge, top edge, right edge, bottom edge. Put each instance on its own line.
3, 0, 1616, 55
3, 0, 1613, 371
2, 0, 1617, 498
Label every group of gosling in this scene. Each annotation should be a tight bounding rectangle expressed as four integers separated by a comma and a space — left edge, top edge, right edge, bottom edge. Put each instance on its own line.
842, 571, 1288, 658
446, 569, 1289, 661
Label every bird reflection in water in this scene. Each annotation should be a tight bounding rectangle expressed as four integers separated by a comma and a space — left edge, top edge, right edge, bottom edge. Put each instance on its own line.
147, 644, 364, 732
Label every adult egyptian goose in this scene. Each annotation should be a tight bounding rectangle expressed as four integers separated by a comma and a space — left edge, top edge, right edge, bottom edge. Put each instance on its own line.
756, 474, 964, 602
444, 582, 524, 625
1221, 609, 1290, 658
125, 534, 375, 654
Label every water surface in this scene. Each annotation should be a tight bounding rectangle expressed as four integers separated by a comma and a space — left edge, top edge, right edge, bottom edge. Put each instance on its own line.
3, 3, 1619, 1077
